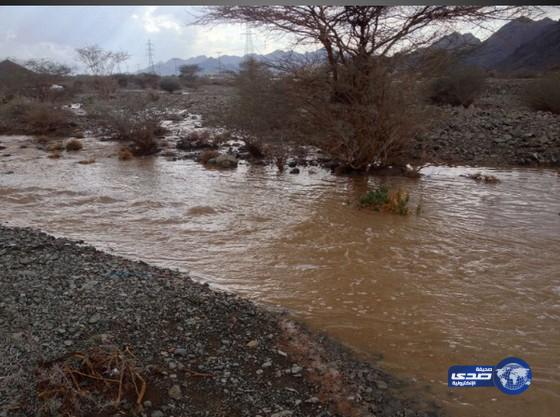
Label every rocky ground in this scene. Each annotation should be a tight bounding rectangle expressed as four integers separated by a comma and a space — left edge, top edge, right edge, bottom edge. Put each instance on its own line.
2, 78, 558, 172
0, 225, 441, 417
416, 78, 560, 167
165, 79, 560, 169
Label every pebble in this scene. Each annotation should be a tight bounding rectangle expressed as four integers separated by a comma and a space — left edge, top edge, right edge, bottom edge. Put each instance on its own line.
291, 365, 303, 374
375, 380, 388, 390
174, 348, 187, 356
271, 411, 293, 417
88, 313, 101, 324
168, 384, 182, 400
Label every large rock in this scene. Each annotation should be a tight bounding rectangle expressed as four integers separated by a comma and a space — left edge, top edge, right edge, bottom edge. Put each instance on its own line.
208, 154, 238, 169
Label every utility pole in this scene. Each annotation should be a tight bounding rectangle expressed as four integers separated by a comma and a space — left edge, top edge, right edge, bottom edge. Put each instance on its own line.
146, 39, 156, 75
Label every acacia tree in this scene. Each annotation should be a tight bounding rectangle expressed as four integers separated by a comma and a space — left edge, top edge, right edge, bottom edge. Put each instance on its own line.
199, 6, 539, 170
76, 45, 130, 97
200, 6, 535, 86
76, 45, 129, 76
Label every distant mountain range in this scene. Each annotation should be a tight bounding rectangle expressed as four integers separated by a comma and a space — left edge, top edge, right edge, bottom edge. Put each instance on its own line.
140, 49, 323, 76
427, 17, 560, 73
141, 17, 560, 76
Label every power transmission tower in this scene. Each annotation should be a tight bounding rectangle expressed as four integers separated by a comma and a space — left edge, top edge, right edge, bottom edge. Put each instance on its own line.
146, 39, 156, 74
242, 24, 254, 58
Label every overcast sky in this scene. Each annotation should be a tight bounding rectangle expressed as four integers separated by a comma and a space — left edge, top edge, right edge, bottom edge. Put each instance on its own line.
1, 6, 559, 73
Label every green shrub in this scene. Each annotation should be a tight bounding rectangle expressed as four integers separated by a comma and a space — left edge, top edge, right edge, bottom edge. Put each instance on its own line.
359, 185, 409, 215
359, 186, 389, 208
428, 66, 486, 107
523, 75, 560, 114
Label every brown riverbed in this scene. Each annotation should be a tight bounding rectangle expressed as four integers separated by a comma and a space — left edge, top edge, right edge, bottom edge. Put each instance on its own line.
1, 134, 559, 417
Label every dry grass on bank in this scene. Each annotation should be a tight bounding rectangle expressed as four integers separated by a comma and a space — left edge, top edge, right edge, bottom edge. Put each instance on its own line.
37, 347, 147, 417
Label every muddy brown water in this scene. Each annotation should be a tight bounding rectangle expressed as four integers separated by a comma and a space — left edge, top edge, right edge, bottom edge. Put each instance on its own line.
1, 135, 559, 417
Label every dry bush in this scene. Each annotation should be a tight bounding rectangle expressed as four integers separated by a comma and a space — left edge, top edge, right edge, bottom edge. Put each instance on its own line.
299, 62, 427, 170
127, 121, 161, 156
219, 59, 299, 156
159, 77, 181, 93
93, 77, 119, 98
199, 149, 220, 164
118, 147, 133, 160
267, 144, 288, 172
95, 98, 164, 156
0, 98, 72, 135
244, 139, 266, 159
36, 347, 146, 416
427, 66, 486, 107
134, 73, 160, 90
222, 57, 427, 170
65, 139, 83, 152
523, 75, 560, 114
385, 189, 410, 215
24, 103, 72, 134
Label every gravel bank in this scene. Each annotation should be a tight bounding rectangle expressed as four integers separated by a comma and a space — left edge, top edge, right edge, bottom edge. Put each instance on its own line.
0, 225, 440, 417
415, 79, 560, 167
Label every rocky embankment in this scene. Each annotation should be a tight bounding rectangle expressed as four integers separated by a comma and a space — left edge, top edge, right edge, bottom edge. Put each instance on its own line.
0, 225, 440, 417
418, 79, 560, 167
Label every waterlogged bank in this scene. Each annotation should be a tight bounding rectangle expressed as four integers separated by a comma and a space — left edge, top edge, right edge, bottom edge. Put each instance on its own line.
1, 134, 559, 416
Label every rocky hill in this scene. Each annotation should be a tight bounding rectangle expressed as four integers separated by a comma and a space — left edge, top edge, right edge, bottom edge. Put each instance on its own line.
495, 21, 560, 72
0, 59, 36, 86
463, 17, 558, 70
429, 32, 481, 51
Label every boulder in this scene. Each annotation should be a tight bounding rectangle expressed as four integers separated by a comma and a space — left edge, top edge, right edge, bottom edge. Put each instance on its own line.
208, 154, 238, 169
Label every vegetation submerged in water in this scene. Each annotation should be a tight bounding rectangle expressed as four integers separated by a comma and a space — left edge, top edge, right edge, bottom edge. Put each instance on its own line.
359, 186, 410, 215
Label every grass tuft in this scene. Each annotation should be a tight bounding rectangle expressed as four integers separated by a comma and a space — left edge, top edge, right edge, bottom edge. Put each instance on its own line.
359, 185, 409, 215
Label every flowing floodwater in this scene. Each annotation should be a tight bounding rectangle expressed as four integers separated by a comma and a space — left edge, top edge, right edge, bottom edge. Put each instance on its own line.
1, 135, 559, 417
